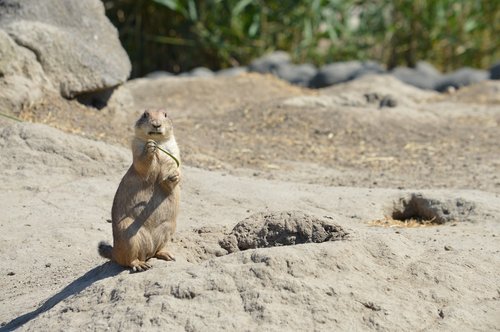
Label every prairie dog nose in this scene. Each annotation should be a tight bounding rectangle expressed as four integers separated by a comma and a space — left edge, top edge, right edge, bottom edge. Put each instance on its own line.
152, 123, 162, 128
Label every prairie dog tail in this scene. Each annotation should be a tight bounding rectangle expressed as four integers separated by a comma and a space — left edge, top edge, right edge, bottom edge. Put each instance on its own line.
98, 241, 113, 260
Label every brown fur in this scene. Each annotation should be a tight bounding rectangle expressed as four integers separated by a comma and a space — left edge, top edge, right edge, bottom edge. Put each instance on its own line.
98, 109, 181, 272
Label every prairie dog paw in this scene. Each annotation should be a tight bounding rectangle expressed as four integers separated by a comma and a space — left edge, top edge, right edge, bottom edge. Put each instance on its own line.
146, 140, 157, 154
165, 170, 180, 185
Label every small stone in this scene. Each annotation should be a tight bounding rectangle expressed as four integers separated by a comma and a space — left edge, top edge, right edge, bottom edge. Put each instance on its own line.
444, 245, 453, 251
362, 301, 381, 311
379, 95, 397, 108
438, 309, 445, 318
45, 263, 51, 268
7, 271, 15, 276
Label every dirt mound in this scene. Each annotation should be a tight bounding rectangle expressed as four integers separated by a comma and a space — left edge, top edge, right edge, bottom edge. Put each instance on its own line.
284, 74, 436, 108
107, 73, 310, 120
320, 74, 437, 104
220, 211, 348, 253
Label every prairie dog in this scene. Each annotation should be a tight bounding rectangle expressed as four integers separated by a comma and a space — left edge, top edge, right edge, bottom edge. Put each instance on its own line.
98, 109, 181, 271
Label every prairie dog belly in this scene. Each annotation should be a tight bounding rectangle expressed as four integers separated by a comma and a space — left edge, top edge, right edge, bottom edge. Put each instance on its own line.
99, 109, 181, 271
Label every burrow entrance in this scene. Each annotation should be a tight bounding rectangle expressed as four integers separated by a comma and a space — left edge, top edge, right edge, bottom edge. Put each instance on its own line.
371, 193, 476, 228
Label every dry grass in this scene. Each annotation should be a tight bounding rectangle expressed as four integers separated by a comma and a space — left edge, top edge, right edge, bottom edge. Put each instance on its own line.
368, 217, 439, 228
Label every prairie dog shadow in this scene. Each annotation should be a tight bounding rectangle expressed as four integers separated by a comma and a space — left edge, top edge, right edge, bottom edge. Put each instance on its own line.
1, 262, 122, 331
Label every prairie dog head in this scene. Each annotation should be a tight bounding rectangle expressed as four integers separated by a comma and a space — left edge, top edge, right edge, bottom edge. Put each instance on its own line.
135, 109, 174, 143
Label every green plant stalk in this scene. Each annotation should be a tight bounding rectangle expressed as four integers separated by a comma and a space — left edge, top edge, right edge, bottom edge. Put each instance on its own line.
0, 112, 22, 122
155, 143, 180, 168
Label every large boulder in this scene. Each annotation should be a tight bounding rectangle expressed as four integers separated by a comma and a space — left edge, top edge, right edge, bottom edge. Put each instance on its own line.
0, 0, 131, 110
0, 29, 48, 111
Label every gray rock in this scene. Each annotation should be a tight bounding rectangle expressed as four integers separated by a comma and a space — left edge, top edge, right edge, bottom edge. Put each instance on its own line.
415, 61, 441, 78
248, 51, 291, 74
275, 63, 317, 86
0, 29, 48, 111
349, 60, 386, 80
309, 61, 384, 88
391, 67, 439, 90
489, 61, 500, 80
0, 0, 131, 101
178, 67, 215, 77
220, 211, 348, 253
435, 67, 488, 92
309, 61, 363, 88
379, 95, 398, 108
145, 71, 174, 79
364, 93, 398, 108
189, 67, 215, 77
216, 66, 247, 77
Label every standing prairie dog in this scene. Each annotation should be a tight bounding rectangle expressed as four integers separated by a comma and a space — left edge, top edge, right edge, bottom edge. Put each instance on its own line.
98, 109, 181, 272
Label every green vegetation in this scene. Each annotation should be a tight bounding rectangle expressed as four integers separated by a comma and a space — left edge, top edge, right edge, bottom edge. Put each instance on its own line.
103, 0, 499, 77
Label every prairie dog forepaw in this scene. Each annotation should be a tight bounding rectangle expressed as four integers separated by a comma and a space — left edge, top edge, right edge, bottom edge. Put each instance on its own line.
146, 140, 157, 154
165, 170, 180, 186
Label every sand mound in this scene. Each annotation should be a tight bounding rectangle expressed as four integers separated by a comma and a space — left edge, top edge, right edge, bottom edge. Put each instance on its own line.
321, 74, 437, 102
283, 74, 436, 109
220, 211, 348, 253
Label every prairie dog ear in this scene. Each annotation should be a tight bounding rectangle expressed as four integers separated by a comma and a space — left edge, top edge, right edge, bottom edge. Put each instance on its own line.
141, 110, 150, 119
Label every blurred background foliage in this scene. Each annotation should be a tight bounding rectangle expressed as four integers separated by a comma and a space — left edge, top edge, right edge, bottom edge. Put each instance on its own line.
103, 0, 499, 78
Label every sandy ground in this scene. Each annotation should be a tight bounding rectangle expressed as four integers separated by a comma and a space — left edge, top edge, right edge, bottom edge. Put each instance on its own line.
0, 74, 499, 331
